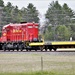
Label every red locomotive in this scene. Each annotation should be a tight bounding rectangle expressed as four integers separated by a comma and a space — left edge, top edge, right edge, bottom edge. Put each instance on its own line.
0, 22, 43, 51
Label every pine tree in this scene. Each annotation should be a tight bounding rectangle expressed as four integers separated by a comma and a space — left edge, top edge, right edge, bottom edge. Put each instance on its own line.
23, 3, 39, 23
0, 0, 4, 7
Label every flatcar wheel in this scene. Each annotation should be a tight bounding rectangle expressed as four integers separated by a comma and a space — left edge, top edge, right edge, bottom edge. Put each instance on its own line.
21, 50, 23, 51
45, 46, 48, 51
17, 49, 19, 51
45, 49, 47, 51
40, 46, 43, 51
49, 49, 52, 51
54, 48, 57, 51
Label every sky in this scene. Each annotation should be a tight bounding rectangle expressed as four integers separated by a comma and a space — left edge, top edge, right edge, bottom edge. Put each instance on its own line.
3, 0, 75, 24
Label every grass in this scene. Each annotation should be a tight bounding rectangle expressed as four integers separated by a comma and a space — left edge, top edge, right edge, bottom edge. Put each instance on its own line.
0, 71, 53, 75
0, 71, 75, 75
0, 71, 54, 75
0, 52, 75, 75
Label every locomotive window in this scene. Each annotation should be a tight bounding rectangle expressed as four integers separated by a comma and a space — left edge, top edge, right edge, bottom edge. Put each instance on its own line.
3, 29, 6, 32
28, 26, 33, 28
6, 28, 10, 31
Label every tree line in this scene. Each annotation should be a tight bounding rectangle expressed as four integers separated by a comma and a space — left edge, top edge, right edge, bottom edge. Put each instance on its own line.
0, 0, 75, 41
43, 1, 75, 41
0, 0, 39, 25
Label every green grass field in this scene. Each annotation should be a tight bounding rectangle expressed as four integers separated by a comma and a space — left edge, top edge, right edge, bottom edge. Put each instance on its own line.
0, 52, 75, 75
0, 71, 69, 75
0, 71, 74, 75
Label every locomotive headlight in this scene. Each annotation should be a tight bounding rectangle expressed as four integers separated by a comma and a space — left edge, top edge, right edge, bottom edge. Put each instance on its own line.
3, 33, 6, 36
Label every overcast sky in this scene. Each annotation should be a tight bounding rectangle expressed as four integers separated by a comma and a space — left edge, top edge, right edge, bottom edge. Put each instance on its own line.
3, 0, 75, 24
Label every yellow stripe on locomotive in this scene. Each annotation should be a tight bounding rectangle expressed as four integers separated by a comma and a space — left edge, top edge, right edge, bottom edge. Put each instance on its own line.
29, 42, 44, 46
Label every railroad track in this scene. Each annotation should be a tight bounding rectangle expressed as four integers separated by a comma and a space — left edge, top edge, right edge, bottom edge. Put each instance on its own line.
0, 50, 75, 57
0, 49, 75, 52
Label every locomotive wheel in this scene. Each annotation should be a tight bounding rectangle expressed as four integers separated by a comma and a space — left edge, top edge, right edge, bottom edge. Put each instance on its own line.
35, 49, 37, 51
19, 44, 23, 51
17, 49, 19, 51
29, 49, 31, 51
2, 45, 6, 51
8, 48, 10, 51
26, 49, 28, 51
49, 49, 52, 51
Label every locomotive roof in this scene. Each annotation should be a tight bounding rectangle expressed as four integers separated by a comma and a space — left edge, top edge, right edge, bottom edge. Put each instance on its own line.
3, 22, 38, 29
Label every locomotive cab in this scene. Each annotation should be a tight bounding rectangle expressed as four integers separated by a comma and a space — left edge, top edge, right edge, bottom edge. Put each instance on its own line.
2, 25, 13, 42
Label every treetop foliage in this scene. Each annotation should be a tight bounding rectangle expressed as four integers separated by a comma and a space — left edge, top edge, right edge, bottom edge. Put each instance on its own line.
0, 0, 39, 25
44, 1, 75, 41
0, 0, 4, 7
